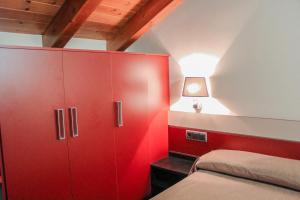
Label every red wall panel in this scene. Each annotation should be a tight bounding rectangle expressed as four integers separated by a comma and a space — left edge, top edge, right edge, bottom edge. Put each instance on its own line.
169, 126, 300, 160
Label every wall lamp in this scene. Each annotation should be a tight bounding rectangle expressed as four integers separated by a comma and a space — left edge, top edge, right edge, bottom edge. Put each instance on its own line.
182, 77, 209, 113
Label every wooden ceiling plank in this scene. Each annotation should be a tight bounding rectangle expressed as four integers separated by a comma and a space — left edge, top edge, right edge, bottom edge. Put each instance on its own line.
32, 0, 65, 6
81, 21, 118, 33
92, 4, 134, 18
0, 18, 47, 35
107, 0, 182, 51
75, 28, 112, 40
87, 0, 150, 29
100, 0, 148, 12
42, 0, 103, 47
0, 0, 61, 16
0, 7, 52, 23
87, 10, 128, 26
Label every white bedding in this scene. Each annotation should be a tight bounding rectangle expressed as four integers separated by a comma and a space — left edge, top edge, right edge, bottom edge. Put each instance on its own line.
151, 150, 300, 200
151, 170, 300, 200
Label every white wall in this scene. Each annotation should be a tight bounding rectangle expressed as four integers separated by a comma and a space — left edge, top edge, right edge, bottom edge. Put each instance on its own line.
0, 32, 106, 50
0, 32, 42, 46
65, 38, 106, 50
128, 0, 300, 141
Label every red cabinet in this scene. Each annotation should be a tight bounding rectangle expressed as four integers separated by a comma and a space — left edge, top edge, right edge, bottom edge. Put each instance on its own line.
111, 53, 169, 200
112, 53, 151, 200
63, 50, 118, 200
0, 47, 169, 200
0, 48, 73, 200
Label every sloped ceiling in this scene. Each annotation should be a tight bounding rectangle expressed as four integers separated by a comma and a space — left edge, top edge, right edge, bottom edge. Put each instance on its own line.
128, 0, 300, 121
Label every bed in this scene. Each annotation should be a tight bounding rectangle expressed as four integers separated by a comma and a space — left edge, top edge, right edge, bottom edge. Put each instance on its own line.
151, 150, 300, 200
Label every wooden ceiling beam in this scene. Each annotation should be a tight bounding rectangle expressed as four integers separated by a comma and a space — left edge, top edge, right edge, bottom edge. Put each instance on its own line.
107, 0, 182, 51
42, 0, 103, 48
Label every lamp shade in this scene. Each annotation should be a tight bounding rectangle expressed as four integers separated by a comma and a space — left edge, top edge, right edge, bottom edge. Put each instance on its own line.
182, 77, 209, 97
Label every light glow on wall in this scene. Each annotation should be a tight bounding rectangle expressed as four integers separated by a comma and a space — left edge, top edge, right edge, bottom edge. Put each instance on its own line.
171, 53, 234, 115
179, 53, 220, 77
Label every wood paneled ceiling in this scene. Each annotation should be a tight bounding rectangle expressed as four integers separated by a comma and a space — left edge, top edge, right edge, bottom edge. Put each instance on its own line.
0, 0, 181, 50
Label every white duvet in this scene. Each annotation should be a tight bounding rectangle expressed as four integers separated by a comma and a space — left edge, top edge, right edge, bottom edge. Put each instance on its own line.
151, 150, 300, 200
151, 170, 300, 200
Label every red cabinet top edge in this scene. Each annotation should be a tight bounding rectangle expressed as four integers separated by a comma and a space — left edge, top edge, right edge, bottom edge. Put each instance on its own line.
0, 45, 169, 57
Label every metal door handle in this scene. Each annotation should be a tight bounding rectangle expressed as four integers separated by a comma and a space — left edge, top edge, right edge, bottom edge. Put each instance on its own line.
69, 107, 79, 138
116, 101, 123, 127
55, 109, 66, 140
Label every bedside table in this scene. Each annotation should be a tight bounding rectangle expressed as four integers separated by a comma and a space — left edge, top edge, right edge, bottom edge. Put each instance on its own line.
150, 152, 197, 197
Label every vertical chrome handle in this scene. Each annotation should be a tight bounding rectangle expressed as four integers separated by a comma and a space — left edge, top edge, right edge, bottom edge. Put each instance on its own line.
116, 101, 123, 127
55, 109, 66, 140
69, 107, 79, 138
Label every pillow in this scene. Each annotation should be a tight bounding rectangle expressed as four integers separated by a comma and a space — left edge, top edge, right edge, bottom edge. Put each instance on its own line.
196, 150, 300, 191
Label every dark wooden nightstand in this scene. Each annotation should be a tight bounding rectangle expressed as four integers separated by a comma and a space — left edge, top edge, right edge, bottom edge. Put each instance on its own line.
150, 152, 197, 197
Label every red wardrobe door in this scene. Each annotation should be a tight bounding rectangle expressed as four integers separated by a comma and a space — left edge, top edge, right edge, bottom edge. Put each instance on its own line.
112, 53, 150, 200
145, 55, 169, 163
63, 50, 117, 200
0, 48, 72, 200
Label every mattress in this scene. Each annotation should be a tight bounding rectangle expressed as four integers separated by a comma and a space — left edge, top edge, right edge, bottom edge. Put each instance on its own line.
151, 170, 300, 200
